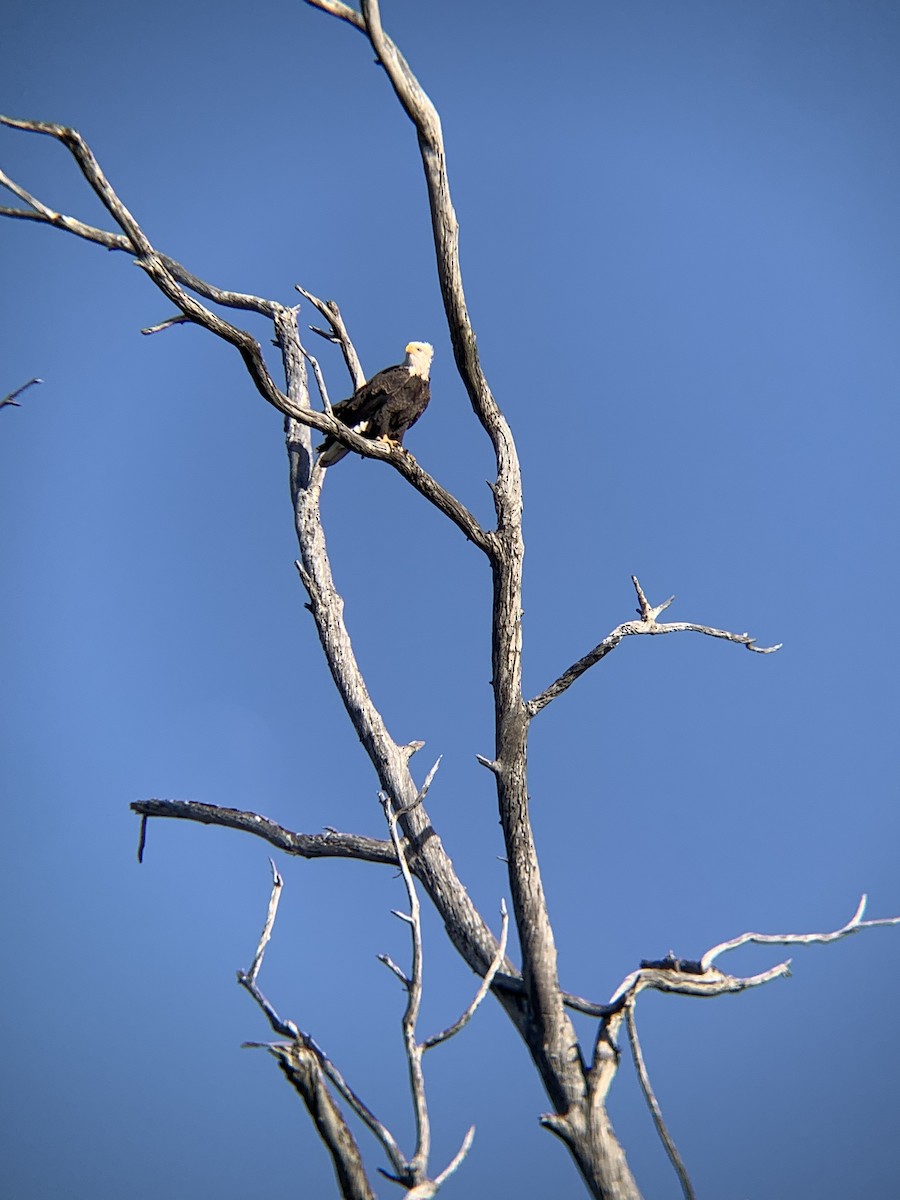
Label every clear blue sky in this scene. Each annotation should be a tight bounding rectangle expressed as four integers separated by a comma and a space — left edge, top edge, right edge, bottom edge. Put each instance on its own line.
2, 2, 899, 1197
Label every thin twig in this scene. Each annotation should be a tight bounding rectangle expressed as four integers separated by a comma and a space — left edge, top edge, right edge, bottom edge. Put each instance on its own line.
236, 865, 406, 1177
382, 792, 430, 1181
422, 899, 509, 1051
433, 1125, 476, 1188
306, 1035, 408, 1175
295, 285, 364, 389
1, 376, 42, 410
701, 894, 900, 971
235, 865, 300, 1040
141, 314, 192, 335
414, 756, 442, 807
303, 347, 333, 414
246, 859, 283, 986
625, 1000, 695, 1200
605, 895, 900, 1011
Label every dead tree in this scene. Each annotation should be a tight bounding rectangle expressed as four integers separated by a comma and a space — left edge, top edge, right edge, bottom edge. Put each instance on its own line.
2, 3, 897, 1197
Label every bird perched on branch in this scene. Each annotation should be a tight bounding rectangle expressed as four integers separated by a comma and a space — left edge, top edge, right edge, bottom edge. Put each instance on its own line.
317, 341, 434, 467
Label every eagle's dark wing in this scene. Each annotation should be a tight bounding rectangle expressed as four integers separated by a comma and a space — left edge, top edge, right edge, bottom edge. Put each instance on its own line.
317, 364, 429, 466
365, 371, 430, 441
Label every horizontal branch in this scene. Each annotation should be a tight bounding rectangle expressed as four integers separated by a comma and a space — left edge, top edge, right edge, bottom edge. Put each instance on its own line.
700, 893, 900, 971
606, 894, 900, 1012
130, 798, 398, 866
527, 575, 781, 717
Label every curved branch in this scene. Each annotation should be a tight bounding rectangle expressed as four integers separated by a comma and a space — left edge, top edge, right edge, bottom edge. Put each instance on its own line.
2, 119, 493, 552
604, 895, 900, 1014
422, 899, 509, 1052
700, 893, 900, 971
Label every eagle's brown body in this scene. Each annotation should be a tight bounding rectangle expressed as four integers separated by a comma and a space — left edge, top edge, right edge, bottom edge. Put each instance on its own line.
317, 341, 433, 467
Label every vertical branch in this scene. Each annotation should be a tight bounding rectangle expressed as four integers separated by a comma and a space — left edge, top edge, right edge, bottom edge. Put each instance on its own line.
626, 1002, 695, 1200
356, 0, 576, 1116
382, 794, 430, 1181
279, 306, 513, 1011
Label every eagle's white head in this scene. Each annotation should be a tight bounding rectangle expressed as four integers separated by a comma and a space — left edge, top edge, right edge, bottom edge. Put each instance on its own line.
404, 341, 434, 379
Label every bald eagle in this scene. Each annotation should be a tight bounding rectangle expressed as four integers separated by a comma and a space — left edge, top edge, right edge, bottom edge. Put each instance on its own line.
317, 341, 433, 467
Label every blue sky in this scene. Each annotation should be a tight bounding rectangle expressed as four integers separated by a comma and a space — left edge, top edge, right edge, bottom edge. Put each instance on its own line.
2, 2, 898, 1197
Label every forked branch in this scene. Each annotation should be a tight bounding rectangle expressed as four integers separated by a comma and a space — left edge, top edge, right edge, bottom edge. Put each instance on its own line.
379, 791, 508, 1188
527, 574, 782, 717
0, 115, 491, 550
591, 895, 900, 1200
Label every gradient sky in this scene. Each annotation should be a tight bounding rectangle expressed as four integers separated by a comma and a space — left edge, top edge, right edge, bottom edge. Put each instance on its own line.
2, 2, 899, 1197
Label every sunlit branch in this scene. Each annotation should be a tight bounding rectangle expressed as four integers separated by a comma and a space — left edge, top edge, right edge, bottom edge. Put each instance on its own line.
295, 285, 364, 389
238, 863, 406, 1184
422, 898, 509, 1052
527, 574, 782, 717
700, 893, 900, 971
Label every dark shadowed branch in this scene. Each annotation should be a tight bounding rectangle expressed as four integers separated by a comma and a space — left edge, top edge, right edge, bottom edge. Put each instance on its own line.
130, 798, 399, 866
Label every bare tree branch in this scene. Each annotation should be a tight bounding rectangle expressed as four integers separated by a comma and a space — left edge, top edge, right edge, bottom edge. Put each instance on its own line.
605, 896, 900, 1012
527, 575, 782, 717
235, 867, 380, 1200
238, 863, 407, 1184
5, 10, 879, 1199
381, 793, 430, 1182
700, 893, 900, 971
245, 858, 283, 987
422, 898, 509, 1052
295, 285, 364, 389
1, 116, 492, 551
130, 798, 399, 866
432, 1125, 476, 1190
269, 1042, 377, 1200
625, 1001, 695, 1200
1, 376, 42, 410
301, 9, 642, 1194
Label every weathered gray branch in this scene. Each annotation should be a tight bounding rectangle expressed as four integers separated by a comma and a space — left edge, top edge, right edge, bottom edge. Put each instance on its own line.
527, 575, 782, 717
590, 895, 900, 1198
295, 286, 365, 389
236, 864, 378, 1200
130, 798, 398, 866
270, 1042, 377, 1200
375, 794, 491, 1191
0, 117, 491, 551
700, 893, 900, 971
302, 6, 640, 1196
